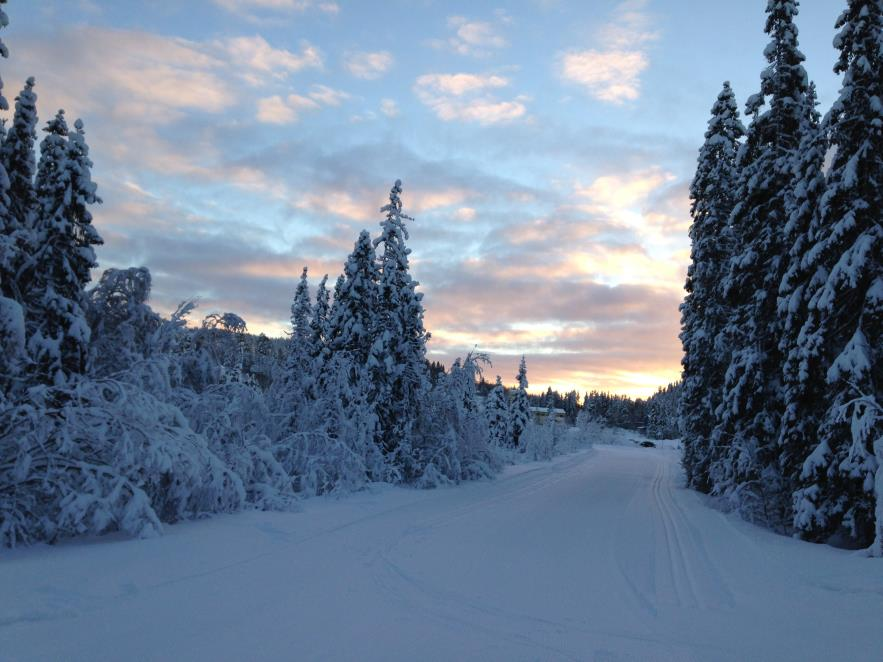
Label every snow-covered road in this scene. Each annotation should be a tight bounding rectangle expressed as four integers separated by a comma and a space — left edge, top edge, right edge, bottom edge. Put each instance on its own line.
2, 443, 881, 661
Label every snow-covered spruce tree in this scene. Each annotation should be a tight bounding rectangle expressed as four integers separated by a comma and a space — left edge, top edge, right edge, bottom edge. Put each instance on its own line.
25, 111, 103, 385
371, 180, 430, 475
250, 332, 275, 389
775, 82, 829, 510
273, 266, 313, 429
0, 1, 24, 400
647, 383, 682, 439
711, 0, 811, 528
0, 76, 36, 395
309, 273, 329, 360
1, 76, 37, 230
510, 355, 531, 448
679, 82, 745, 492
0, 1, 8, 115
285, 235, 388, 488
792, 0, 883, 548
487, 375, 511, 448
326, 231, 380, 364
563, 390, 579, 425
289, 266, 312, 375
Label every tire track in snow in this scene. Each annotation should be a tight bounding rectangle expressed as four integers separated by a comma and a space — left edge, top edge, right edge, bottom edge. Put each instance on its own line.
658, 457, 736, 609
372, 448, 732, 661
400, 450, 595, 536
650, 454, 696, 608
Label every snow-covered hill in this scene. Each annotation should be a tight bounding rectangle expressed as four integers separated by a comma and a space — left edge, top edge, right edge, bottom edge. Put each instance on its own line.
2, 441, 881, 661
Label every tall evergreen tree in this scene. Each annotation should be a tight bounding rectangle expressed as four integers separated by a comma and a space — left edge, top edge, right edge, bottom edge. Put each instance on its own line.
0, 0, 24, 397
326, 231, 379, 364
0, 1, 8, 114
309, 273, 329, 359
792, 0, 883, 548
288, 266, 312, 374
510, 355, 531, 448
680, 82, 745, 492
0, 0, 11, 286
1, 77, 37, 227
273, 264, 314, 432
711, 0, 812, 527
371, 180, 429, 466
776, 82, 829, 509
487, 375, 511, 448
26, 111, 102, 384
65, 119, 102, 284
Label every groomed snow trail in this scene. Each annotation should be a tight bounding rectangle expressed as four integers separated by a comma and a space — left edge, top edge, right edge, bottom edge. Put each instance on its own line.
2, 442, 882, 661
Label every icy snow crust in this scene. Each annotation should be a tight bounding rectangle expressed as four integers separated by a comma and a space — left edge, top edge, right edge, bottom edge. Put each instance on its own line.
2, 433, 881, 662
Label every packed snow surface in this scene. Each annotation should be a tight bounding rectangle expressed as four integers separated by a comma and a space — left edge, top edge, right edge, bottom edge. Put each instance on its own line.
2, 438, 882, 661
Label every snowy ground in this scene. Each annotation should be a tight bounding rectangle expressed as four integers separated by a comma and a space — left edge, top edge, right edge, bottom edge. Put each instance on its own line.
2, 436, 882, 662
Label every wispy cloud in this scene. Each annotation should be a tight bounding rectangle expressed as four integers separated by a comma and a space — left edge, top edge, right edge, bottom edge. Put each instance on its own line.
343, 50, 393, 79
256, 84, 349, 124
222, 36, 322, 84
4, 26, 329, 127
380, 98, 399, 118
558, 0, 658, 104
414, 73, 527, 124
430, 11, 511, 57
308, 84, 349, 106
256, 94, 317, 124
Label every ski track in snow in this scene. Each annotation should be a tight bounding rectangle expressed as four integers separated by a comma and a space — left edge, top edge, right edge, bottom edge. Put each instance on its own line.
2, 440, 882, 661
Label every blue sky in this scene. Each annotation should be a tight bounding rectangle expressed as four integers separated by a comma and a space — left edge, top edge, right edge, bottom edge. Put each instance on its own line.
3, 0, 844, 396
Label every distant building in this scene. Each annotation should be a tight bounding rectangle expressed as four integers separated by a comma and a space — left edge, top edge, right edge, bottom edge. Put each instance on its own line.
529, 406, 566, 424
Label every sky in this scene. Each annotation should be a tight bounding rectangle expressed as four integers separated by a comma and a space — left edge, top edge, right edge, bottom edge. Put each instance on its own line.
2, 0, 845, 397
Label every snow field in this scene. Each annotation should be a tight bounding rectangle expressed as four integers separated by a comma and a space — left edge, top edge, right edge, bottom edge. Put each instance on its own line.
2, 439, 881, 661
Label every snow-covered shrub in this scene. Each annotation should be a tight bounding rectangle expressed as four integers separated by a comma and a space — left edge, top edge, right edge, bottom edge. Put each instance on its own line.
87, 267, 160, 377
410, 392, 462, 488
426, 353, 500, 483
0, 378, 244, 547
275, 431, 367, 496
0, 295, 26, 396
556, 420, 596, 453
270, 353, 387, 495
176, 381, 296, 511
521, 420, 558, 462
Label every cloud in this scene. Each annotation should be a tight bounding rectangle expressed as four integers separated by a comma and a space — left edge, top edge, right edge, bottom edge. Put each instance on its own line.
256, 85, 348, 124
418, 73, 508, 96
257, 94, 318, 124
558, 0, 658, 104
455, 207, 476, 221
22, 27, 233, 121
7, 17, 688, 396
308, 84, 349, 106
3, 26, 330, 129
420, 265, 684, 397
343, 50, 393, 79
414, 73, 527, 124
380, 98, 399, 118
222, 36, 322, 83
430, 12, 511, 57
